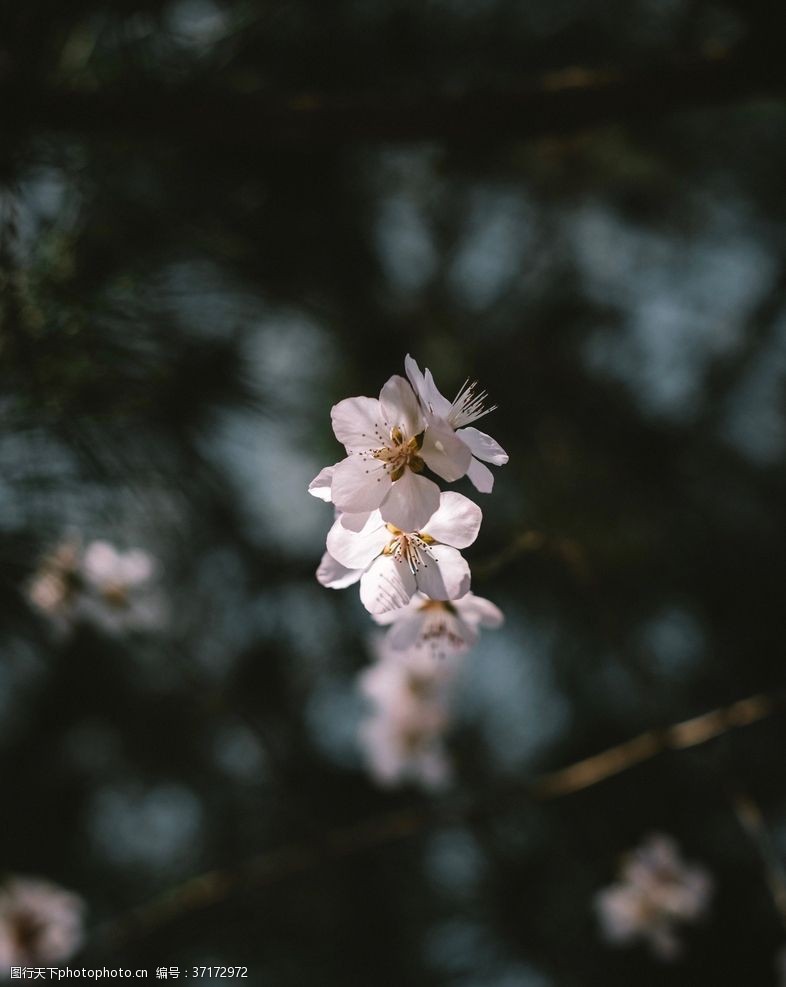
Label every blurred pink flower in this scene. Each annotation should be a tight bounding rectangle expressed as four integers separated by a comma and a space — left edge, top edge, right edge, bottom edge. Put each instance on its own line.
358, 636, 458, 789
28, 538, 163, 634
27, 541, 81, 626
595, 832, 713, 960
78, 540, 162, 633
0, 876, 85, 968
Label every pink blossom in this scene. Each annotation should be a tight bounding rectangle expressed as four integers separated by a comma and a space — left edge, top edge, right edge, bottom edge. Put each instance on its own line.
374, 591, 503, 658
595, 833, 713, 960
405, 355, 508, 493
0, 876, 85, 968
326, 492, 482, 614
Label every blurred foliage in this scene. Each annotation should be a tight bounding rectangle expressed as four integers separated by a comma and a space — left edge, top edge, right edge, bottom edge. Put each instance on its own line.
2, 1, 786, 984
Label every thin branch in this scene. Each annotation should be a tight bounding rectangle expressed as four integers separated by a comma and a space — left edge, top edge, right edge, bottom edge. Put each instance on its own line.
91, 687, 785, 953
473, 529, 591, 583
472, 530, 548, 579
91, 805, 445, 953
5, 43, 786, 148
731, 789, 786, 931
532, 691, 781, 799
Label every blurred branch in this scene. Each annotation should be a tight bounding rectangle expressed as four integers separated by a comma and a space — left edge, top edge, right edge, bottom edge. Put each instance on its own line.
93, 687, 784, 952
473, 529, 591, 583
93, 805, 439, 953
532, 691, 781, 798
5, 43, 786, 148
731, 789, 786, 931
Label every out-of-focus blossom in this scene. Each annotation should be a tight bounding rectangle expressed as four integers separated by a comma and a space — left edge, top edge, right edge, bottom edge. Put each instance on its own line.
595, 833, 713, 960
358, 635, 458, 789
360, 704, 451, 790
79, 540, 160, 632
405, 355, 508, 493
374, 591, 504, 658
27, 541, 81, 626
0, 876, 85, 969
28, 538, 163, 634
326, 492, 482, 614
326, 374, 463, 531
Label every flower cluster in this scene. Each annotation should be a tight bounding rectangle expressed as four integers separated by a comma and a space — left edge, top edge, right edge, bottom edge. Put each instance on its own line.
594, 832, 713, 960
358, 633, 457, 789
28, 538, 162, 635
0, 876, 85, 969
310, 355, 506, 617
310, 356, 507, 786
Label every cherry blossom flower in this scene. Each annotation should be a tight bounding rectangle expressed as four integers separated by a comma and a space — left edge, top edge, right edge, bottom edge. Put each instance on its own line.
0, 876, 85, 968
28, 538, 163, 634
27, 541, 81, 628
326, 491, 482, 614
78, 541, 162, 633
315, 506, 379, 589
374, 591, 504, 658
405, 354, 508, 493
325, 373, 470, 531
360, 704, 451, 789
595, 833, 713, 960
358, 635, 458, 789
82, 540, 154, 600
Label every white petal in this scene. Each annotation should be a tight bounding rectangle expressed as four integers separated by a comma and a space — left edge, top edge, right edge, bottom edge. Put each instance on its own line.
404, 354, 429, 407
371, 596, 413, 626
386, 612, 426, 650
379, 470, 440, 532
360, 555, 417, 614
419, 416, 473, 481
119, 550, 155, 585
378, 375, 424, 439
316, 551, 362, 589
331, 396, 386, 451
326, 512, 389, 570
422, 491, 482, 549
339, 510, 374, 532
415, 544, 470, 600
466, 456, 494, 493
82, 541, 120, 583
455, 592, 504, 629
331, 455, 392, 514
308, 464, 335, 502
446, 612, 480, 649
459, 426, 509, 465
423, 368, 452, 417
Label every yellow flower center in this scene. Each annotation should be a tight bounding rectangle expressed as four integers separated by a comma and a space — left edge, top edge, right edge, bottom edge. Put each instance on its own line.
381, 524, 437, 574
372, 428, 424, 481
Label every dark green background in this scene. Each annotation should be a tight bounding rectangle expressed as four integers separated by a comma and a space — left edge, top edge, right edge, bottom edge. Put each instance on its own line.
2, 1, 786, 983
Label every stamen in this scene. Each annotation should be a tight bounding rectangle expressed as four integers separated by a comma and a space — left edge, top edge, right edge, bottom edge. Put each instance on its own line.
369, 426, 423, 479
383, 532, 437, 576
448, 379, 497, 428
